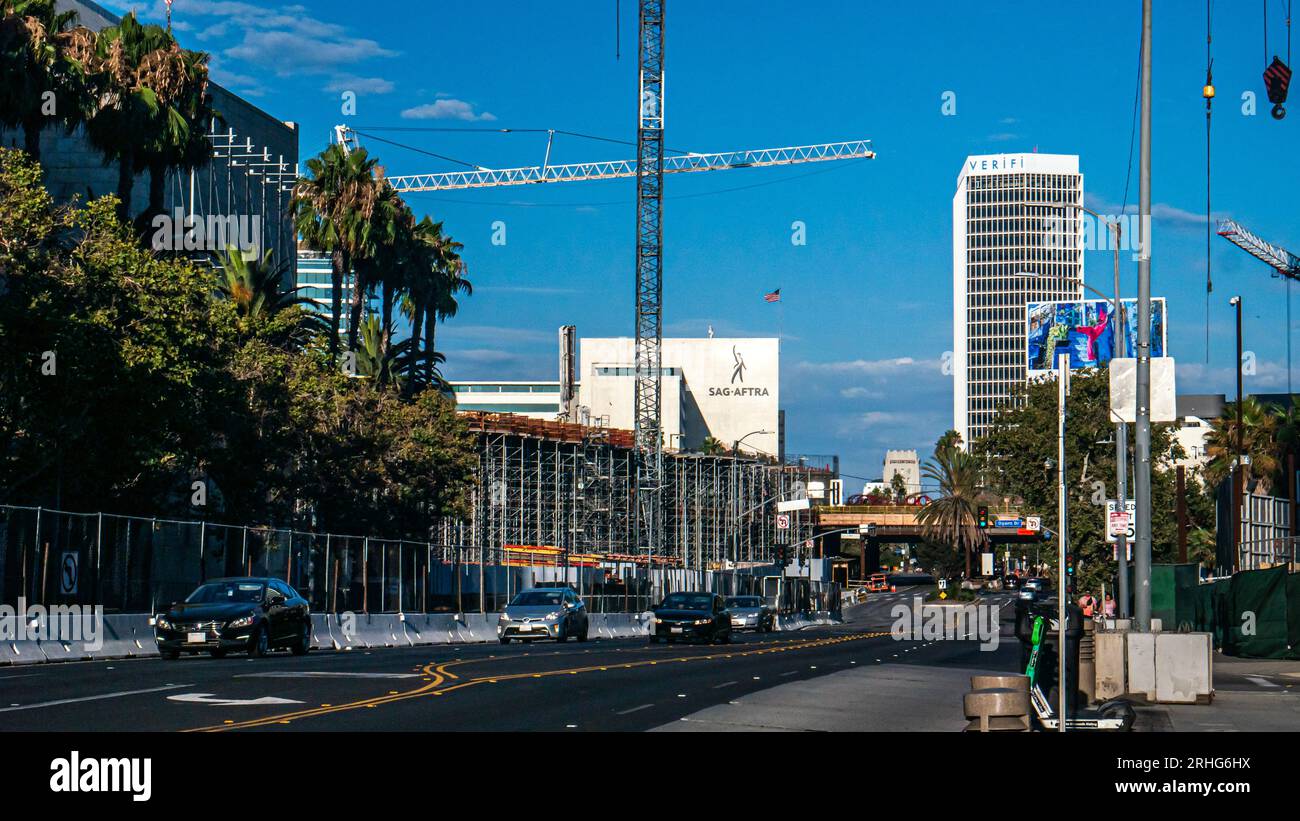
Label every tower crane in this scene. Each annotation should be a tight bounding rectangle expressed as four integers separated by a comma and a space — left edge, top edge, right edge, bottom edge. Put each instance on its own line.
1218, 218, 1300, 392
335, 1, 876, 558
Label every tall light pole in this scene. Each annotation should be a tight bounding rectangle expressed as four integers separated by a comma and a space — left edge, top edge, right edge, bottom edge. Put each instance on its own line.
1231, 295, 1244, 568
1134, 0, 1154, 631
1014, 212, 1130, 616
1056, 352, 1070, 732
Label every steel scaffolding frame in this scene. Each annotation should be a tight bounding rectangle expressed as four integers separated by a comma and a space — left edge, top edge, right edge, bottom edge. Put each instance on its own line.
459, 424, 827, 566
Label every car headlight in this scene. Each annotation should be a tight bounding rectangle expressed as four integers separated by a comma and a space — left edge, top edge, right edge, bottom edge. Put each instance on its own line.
546, 611, 562, 621
694, 618, 711, 625
498, 613, 510, 623
654, 618, 663, 624
227, 613, 257, 629
156, 616, 172, 630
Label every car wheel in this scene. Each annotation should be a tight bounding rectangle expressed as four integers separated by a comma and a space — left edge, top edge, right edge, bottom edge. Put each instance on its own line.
291, 622, 311, 656
721, 630, 732, 644
209, 649, 227, 659
649, 635, 660, 644
160, 649, 179, 660
249, 624, 269, 658
555, 624, 567, 643
499, 637, 511, 645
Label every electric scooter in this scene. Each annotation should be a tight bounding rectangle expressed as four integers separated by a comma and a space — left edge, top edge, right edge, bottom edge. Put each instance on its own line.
1024, 614, 1135, 731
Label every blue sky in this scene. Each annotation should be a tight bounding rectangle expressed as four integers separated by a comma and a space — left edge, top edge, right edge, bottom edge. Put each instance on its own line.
108, 0, 1299, 485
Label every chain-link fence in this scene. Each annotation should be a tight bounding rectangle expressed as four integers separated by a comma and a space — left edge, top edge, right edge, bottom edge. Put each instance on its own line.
0, 505, 837, 616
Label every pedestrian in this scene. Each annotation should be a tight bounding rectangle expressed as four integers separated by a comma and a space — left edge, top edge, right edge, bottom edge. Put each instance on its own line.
1078, 590, 1097, 617
1103, 592, 1116, 618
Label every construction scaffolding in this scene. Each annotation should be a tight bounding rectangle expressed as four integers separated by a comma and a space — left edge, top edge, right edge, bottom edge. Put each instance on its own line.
461, 413, 824, 567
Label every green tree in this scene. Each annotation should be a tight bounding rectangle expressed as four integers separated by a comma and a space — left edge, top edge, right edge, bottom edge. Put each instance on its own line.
916, 442, 987, 579
1203, 397, 1279, 493
976, 368, 1211, 593
291, 143, 382, 359
212, 246, 326, 349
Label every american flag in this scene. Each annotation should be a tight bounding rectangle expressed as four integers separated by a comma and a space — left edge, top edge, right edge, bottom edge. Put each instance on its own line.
764, 289, 781, 303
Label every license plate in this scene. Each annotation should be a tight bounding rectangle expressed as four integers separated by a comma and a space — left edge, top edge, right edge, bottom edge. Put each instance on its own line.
186, 632, 205, 644
671, 627, 684, 634
518, 624, 533, 632
732, 620, 745, 626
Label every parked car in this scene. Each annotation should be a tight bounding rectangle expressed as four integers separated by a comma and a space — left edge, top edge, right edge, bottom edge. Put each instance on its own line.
155, 577, 311, 659
724, 595, 774, 632
650, 592, 732, 644
497, 587, 589, 644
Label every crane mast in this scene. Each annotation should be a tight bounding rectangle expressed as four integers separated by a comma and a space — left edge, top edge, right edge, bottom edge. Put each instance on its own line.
332, 0, 876, 562
634, 0, 666, 558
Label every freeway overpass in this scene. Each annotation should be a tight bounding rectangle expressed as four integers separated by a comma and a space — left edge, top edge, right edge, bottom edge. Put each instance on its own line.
810, 505, 1051, 577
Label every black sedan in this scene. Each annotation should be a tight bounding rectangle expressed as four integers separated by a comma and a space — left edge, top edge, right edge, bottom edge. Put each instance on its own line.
154, 577, 311, 659
650, 592, 732, 644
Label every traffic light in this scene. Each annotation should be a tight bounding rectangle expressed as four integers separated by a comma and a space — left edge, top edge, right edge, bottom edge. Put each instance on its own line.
1065, 552, 1076, 592
775, 544, 788, 566
977, 506, 989, 528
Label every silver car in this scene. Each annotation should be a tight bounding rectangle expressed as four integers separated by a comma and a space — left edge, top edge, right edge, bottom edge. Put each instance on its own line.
497, 587, 589, 644
725, 595, 775, 633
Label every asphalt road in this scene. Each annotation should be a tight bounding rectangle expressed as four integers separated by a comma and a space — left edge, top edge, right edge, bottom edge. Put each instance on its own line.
0, 589, 1019, 732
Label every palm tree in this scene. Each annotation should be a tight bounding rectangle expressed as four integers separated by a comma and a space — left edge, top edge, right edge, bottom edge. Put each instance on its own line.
916, 445, 987, 579
423, 221, 470, 387
213, 246, 326, 346
348, 179, 407, 365
0, 0, 81, 161
138, 42, 214, 230
1204, 397, 1279, 493
75, 14, 197, 221
699, 436, 728, 456
291, 142, 382, 358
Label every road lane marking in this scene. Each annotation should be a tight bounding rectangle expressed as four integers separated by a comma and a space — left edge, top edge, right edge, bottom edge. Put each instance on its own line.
188, 631, 891, 731
1246, 675, 1283, 689
169, 693, 304, 706
236, 672, 423, 679
0, 683, 191, 712
711, 680, 737, 689
617, 703, 655, 715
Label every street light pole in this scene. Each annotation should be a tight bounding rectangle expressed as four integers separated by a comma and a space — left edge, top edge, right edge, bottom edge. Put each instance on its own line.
1112, 220, 1131, 618
1134, 0, 1154, 631
1231, 295, 1244, 568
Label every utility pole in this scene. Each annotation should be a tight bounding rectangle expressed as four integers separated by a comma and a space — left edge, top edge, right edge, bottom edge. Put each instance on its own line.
1057, 352, 1070, 732
1134, 0, 1154, 631
1112, 219, 1131, 619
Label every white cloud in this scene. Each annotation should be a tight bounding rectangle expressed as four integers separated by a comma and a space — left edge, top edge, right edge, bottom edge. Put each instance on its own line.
401, 99, 497, 122
324, 75, 395, 95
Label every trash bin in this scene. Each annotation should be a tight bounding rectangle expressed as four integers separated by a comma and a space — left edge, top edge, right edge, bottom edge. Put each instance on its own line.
1015, 598, 1084, 717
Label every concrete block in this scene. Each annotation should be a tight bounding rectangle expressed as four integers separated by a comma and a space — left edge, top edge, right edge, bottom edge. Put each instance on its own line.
1126, 631, 1157, 700
1154, 632, 1213, 704
1094, 631, 1127, 701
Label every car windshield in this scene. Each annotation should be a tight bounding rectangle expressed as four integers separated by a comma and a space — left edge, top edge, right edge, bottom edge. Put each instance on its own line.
662, 594, 712, 611
186, 581, 264, 604
511, 590, 564, 606
726, 597, 759, 608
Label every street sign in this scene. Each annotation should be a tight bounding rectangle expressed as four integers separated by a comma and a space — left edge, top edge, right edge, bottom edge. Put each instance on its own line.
1026, 516, 1041, 532
1105, 500, 1136, 543
59, 553, 78, 595
776, 514, 790, 530
995, 518, 1023, 529
777, 498, 811, 513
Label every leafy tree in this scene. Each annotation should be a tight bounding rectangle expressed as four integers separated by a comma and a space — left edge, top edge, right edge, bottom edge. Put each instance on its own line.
889, 471, 908, 503
976, 368, 1214, 594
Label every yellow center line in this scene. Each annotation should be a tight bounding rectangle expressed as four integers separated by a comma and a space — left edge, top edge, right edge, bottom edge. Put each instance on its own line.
184, 631, 890, 732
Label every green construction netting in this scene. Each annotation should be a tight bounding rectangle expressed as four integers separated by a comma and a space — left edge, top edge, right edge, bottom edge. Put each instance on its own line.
1190, 566, 1299, 660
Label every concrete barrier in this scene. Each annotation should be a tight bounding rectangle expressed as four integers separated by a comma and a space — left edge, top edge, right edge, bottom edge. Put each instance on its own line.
0, 639, 45, 664
1154, 632, 1213, 704
1126, 631, 1157, 701
1094, 630, 1127, 700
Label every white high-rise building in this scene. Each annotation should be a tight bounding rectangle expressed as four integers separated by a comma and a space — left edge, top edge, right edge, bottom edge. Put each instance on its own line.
952, 153, 1085, 445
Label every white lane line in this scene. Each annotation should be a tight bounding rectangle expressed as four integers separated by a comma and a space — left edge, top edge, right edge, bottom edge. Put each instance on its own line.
0, 683, 191, 712
1246, 675, 1283, 689
617, 703, 655, 715
780, 670, 797, 677
711, 680, 738, 689
236, 671, 422, 679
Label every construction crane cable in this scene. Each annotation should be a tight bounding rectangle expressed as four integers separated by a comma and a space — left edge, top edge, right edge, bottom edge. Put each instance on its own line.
347, 129, 486, 170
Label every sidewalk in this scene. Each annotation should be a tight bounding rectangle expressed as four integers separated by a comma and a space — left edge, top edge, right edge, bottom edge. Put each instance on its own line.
652, 662, 977, 732
1136, 652, 1300, 732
